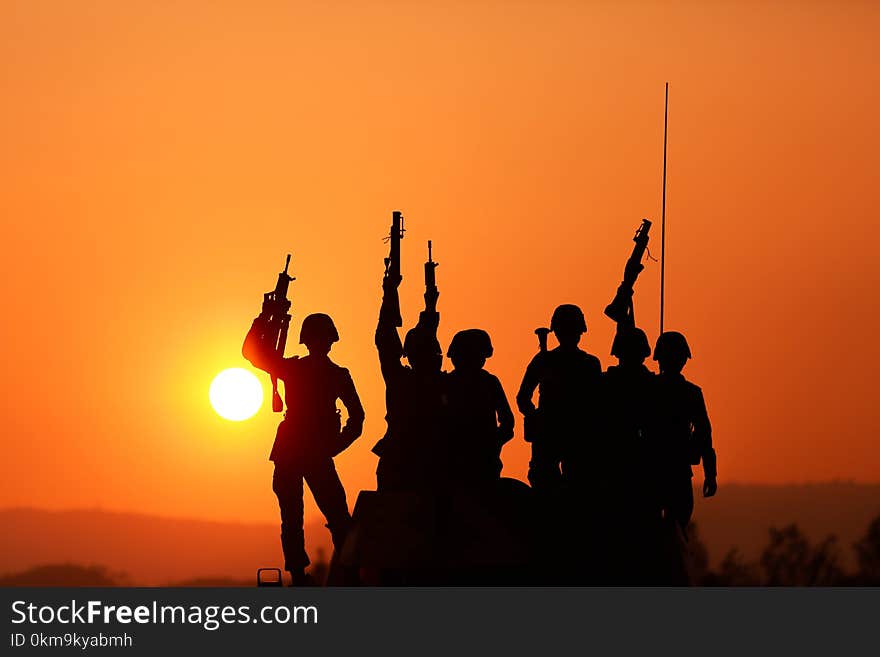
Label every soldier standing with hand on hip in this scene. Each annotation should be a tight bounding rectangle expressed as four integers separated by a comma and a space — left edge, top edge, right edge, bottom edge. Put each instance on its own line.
242, 258, 364, 586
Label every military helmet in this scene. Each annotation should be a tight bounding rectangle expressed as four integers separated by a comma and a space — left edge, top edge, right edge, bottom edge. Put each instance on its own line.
611, 327, 651, 359
447, 329, 494, 360
299, 313, 339, 344
550, 304, 587, 334
653, 331, 691, 361
403, 328, 442, 358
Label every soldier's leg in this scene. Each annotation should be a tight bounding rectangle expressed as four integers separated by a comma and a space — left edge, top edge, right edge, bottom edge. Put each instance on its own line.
528, 440, 562, 491
667, 477, 695, 534
376, 452, 402, 491
272, 466, 309, 575
305, 459, 352, 552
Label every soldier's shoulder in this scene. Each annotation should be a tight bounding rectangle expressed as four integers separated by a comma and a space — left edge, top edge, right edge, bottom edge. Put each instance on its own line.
579, 351, 602, 368
668, 375, 702, 400
479, 369, 503, 386
527, 351, 546, 364
324, 357, 353, 377
525, 352, 548, 371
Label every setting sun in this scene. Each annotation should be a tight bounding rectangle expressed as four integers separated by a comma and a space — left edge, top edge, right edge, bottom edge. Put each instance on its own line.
209, 368, 263, 421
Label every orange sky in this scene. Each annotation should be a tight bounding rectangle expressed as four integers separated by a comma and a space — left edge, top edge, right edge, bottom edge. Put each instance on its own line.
2, 1, 878, 525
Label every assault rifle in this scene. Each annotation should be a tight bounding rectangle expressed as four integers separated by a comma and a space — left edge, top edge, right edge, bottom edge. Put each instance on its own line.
262, 254, 295, 412
424, 240, 438, 299
604, 219, 652, 326
383, 211, 405, 326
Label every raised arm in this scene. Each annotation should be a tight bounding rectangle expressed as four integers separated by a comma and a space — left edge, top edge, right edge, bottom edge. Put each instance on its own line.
420, 284, 439, 332
375, 273, 405, 379
409, 304, 440, 346
242, 314, 285, 376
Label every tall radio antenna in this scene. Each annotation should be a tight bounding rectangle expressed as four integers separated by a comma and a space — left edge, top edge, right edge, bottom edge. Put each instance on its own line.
660, 82, 669, 335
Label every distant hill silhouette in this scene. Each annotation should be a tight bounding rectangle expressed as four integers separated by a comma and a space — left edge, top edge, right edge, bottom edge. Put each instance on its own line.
2, 483, 878, 584
0, 508, 330, 585
0, 564, 125, 586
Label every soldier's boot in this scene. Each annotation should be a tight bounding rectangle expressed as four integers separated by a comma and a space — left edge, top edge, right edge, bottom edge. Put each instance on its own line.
279, 530, 310, 580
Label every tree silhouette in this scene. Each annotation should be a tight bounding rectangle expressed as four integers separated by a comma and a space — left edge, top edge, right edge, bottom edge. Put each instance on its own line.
853, 514, 880, 584
714, 549, 762, 586
759, 524, 843, 586
686, 523, 711, 584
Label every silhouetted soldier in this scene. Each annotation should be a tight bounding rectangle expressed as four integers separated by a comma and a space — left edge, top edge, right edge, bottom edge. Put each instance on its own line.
516, 304, 602, 491
600, 327, 655, 492
600, 217, 655, 478
243, 312, 364, 586
372, 272, 448, 490
649, 331, 717, 533
588, 326, 658, 582
445, 329, 514, 487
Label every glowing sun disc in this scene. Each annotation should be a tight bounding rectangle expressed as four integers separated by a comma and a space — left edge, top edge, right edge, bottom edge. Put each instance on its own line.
210, 368, 263, 421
